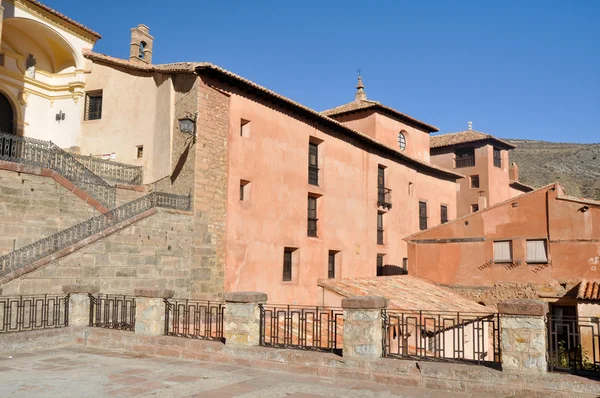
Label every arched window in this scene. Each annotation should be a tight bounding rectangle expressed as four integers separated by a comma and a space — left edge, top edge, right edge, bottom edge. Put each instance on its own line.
398, 132, 406, 151
139, 41, 146, 59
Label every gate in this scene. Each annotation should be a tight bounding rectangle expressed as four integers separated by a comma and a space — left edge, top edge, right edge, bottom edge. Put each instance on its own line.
548, 315, 600, 375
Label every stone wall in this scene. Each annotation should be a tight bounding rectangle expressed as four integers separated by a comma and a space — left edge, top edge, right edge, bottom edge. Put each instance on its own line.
0, 169, 99, 254
0, 209, 200, 298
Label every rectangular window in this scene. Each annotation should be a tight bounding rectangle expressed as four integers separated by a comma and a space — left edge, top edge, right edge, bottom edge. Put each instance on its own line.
470, 175, 480, 189
527, 240, 548, 263
455, 148, 475, 168
419, 201, 428, 230
283, 248, 295, 281
471, 204, 479, 213
377, 166, 391, 208
307, 196, 318, 237
240, 119, 250, 138
494, 241, 512, 263
308, 142, 319, 186
493, 148, 502, 168
377, 212, 384, 245
136, 145, 143, 159
328, 251, 336, 279
402, 258, 408, 272
85, 91, 103, 121
376, 254, 385, 276
441, 205, 448, 224
240, 180, 250, 201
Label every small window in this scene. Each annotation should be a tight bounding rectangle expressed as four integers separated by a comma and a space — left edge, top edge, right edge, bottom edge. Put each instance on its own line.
419, 201, 428, 230
377, 212, 384, 245
308, 142, 319, 186
240, 119, 250, 138
84, 91, 103, 121
527, 240, 548, 263
471, 204, 479, 213
402, 258, 408, 272
307, 196, 318, 237
398, 132, 406, 151
470, 175, 480, 189
328, 251, 336, 279
493, 148, 502, 168
136, 145, 143, 159
376, 254, 385, 276
441, 205, 448, 224
283, 248, 296, 281
494, 241, 512, 263
408, 182, 413, 195
240, 180, 250, 201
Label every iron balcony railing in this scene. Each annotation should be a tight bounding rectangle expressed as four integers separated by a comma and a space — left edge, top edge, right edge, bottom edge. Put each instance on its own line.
0, 132, 116, 208
548, 315, 600, 375
89, 294, 136, 331
377, 186, 392, 209
455, 155, 475, 168
308, 165, 319, 186
383, 310, 501, 366
259, 304, 344, 353
164, 299, 225, 342
0, 294, 69, 333
71, 153, 143, 186
0, 191, 191, 278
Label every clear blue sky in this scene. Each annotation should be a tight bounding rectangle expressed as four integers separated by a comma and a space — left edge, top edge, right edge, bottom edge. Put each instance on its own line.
48, 0, 599, 143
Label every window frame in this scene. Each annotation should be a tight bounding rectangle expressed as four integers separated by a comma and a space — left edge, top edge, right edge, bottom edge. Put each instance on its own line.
328, 251, 336, 279
526, 239, 549, 264
398, 132, 406, 151
308, 142, 319, 186
307, 196, 318, 237
493, 241, 513, 263
470, 175, 480, 189
84, 90, 103, 121
377, 211, 384, 245
419, 201, 428, 230
493, 148, 502, 168
440, 205, 448, 224
471, 204, 479, 213
376, 254, 385, 276
283, 248, 295, 282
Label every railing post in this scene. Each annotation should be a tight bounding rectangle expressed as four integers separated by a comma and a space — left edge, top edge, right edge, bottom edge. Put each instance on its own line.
341, 296, 388, 359
498, 299, 549, 373
62, 285, 99, 327
134, 289, 175, 336
224, 292, 267, 346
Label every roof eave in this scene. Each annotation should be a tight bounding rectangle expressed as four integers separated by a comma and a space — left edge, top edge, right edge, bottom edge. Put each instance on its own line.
326, 105, 439, 133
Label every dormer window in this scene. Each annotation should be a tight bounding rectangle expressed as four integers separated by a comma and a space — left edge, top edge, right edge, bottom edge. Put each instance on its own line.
398, 132, 406, 151
139, 41, 146, 59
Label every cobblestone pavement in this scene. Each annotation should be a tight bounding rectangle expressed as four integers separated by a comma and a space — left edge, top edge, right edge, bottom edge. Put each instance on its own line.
0, 347, 472, 397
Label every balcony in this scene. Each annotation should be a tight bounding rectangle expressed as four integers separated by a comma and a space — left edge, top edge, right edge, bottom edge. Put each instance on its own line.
377, 187, 392, 209
455, 155, 475, 168
307, 217, 318, 237
377, 228, 384, 245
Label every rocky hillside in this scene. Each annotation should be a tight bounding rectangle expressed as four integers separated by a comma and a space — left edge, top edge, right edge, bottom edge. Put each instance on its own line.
507, 139, 600, 200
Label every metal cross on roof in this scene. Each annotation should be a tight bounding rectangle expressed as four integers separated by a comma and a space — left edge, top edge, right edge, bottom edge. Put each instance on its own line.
357, 68, 362, 77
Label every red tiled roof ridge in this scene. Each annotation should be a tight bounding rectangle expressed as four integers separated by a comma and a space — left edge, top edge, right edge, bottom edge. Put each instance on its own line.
24, 0, 101, 39
578, 280, 600, 300
430, 130, 515, 149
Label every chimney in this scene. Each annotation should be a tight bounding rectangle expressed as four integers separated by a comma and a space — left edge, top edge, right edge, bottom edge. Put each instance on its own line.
509, 162, 519, 182
129, 24, 153, 64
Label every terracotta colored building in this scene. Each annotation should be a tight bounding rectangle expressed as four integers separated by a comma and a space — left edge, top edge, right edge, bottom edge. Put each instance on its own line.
430, 129, 532, 218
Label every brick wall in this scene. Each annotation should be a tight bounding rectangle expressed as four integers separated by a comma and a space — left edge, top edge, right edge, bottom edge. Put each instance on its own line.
0, 169, 100, 254
1, 209, 198, 298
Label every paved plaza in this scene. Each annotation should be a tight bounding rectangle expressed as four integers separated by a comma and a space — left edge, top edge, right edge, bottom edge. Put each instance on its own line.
0, 347, 472, 397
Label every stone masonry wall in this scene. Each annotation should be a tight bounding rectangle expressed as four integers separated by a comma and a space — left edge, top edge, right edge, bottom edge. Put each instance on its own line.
1, 209, 198, 298
0, 169, 99, 254
115, 187, 146, 207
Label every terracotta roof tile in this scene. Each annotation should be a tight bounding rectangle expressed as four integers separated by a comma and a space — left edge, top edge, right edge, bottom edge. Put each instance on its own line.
318, 275, 489, 313
24, 0, 101, 39
578, 280, 600, 300
430, 130, 516, 150
322, 99, 438, 133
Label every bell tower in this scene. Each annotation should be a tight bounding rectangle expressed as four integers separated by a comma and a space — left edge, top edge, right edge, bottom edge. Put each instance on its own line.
129, 24, 153, 64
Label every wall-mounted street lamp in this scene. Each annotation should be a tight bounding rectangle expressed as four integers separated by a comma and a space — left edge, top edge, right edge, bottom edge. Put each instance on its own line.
178, 112, 197, 143
55, 111, 65, 123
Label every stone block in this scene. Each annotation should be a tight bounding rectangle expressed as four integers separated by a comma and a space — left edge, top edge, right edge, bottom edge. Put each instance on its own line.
498, 299, 548, 316
62, 284, 99, 294
134, 288, 175, 299
224, 292, 267, 303
342, 296, 388, 309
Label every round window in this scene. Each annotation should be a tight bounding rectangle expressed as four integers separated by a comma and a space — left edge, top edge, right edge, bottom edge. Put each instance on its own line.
398, 133, 406, 151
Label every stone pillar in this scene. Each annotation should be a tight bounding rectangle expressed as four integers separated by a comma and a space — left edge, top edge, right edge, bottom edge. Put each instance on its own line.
134, 289, 174, 336
224, 292, 267, 346
498, 299, 549, 373
341, 296, 388, 359
63, 285, 99, 327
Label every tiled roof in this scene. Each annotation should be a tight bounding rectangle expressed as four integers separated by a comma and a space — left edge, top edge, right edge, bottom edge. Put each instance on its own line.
24, 0, 101, 39
322, 99, 438, 133
83, 50, 462, 179
509, 180, 535, 192
318, 275, 489, 313
430, 130, 516, 150
578, 280, 600, 300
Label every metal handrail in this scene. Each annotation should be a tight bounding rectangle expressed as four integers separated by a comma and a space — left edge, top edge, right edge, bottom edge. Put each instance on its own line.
0, 133, 116, 208
71, 153, 143, 186
0, 191, 191, 277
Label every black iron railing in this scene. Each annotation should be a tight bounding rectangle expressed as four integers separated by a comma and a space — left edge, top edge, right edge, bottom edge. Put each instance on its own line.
377, 186, 392, 209
383, 310, 501, 365
164, 299, 225, 342
0, 192, 191, 278
308, 165, 319, 186
0, 132, 116, 208
548, 315, 600, 375
89, 294, 135, 331
307, 217, 318, 237
0, 294, 69, 333
456, 155, 475, 168
71, 153, 143, 186
259, 304, 344, 353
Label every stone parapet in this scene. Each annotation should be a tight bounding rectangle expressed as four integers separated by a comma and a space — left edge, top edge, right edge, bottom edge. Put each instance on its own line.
224, 291, 266, 346
63, 284, 99, 294
498, 299, 548, 316
134, 289, 175, 299
223, 292, 267, 303
342, 296, 388, 359
342, 296, 388, 309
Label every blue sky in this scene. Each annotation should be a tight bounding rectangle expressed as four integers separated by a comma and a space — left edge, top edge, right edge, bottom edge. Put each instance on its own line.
48, 0, 599, 143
